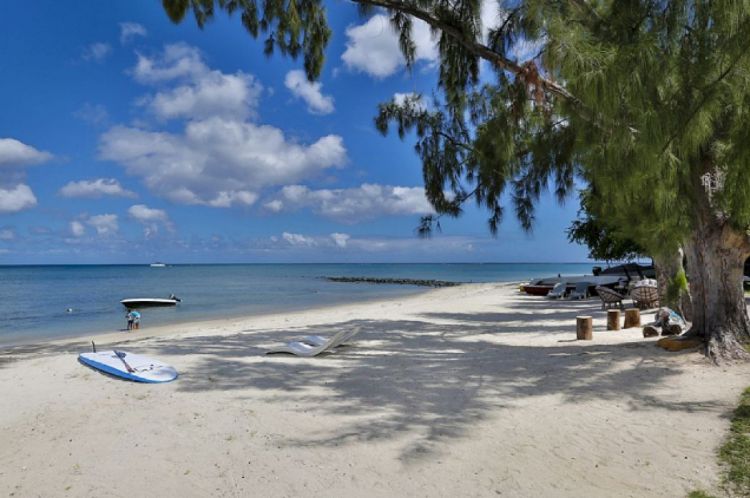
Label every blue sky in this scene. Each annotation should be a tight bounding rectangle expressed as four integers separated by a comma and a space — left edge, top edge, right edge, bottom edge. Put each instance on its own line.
0, 0, 590, 264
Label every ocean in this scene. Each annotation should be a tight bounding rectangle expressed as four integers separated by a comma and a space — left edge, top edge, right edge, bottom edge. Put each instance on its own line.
0, 263, 595, 346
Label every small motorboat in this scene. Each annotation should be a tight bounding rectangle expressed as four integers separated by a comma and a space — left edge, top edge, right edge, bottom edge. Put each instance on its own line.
120, 294, 181, 309
149, 262, 167, 268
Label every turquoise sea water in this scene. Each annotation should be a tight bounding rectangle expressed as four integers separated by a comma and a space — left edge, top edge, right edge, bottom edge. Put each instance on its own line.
0, 263, 595, 346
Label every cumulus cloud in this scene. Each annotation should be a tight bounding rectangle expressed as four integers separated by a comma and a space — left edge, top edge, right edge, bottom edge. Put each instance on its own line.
330, 232, 350, 248
146, 70, 262, 121
128, 204, 174, 238
59, 178, 136, 198
266, 183, 433, 222
100, 44, 347, 208
82, 42, 112, 63
120, 22, 147, 44
284, 70, 334, 114
86, 214, 118, 236
341, 14, 438, 78
0, 138, 53, 166
0, 184, 37, 213
132, 43, 207, 84
70, 221, 85, 237
282, 232, 318, 247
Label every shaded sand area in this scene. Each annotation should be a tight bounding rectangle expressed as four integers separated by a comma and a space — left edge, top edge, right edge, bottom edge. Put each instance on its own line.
1, 283, 749, 497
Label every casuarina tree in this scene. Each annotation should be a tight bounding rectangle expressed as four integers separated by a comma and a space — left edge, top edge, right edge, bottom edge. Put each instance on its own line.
161, 0, 750, 361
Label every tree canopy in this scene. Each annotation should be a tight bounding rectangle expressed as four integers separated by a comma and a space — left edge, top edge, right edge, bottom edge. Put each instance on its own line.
162, 0, 750, 357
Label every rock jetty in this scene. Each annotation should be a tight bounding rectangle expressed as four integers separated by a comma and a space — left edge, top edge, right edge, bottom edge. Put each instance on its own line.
325, 276, 461, 287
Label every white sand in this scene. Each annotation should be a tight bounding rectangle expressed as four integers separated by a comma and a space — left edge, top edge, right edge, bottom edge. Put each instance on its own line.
1, 283, 747, 497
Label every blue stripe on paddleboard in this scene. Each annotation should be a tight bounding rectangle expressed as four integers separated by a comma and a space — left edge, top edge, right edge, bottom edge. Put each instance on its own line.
78, 355, 178, 383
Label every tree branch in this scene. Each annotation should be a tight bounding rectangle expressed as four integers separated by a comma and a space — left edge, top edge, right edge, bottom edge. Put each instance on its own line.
350, 0, 579, 105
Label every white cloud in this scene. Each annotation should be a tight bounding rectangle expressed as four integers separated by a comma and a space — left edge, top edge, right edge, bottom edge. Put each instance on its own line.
70, 221, 85, 237
59, 178, 136, 198
0, 228, 15, 240
341, 14, 438, 78
284, 70, 334, 115
0, 138, 53, 166
100, 44, 347, 208
82, 42, 112, 63
128, 204, 174, 238
86, 214, 118, 236
100, 120, 346, 208
120, 22, 147, 44
132, 43, 208, 84
331, 232, 350, 248
282, 232, 317, 247
266, 183, 433, 222
0, 184, 37, 213
146, 70, 262, 121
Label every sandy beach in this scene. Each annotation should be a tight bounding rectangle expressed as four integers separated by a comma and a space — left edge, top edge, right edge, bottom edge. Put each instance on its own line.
1, 282, 748, 497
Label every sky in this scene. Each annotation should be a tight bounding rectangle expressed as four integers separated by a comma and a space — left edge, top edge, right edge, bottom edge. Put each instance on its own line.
0, 0, 591, 264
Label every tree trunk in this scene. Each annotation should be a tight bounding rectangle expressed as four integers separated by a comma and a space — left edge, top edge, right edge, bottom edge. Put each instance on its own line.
683, 218, 750, 362
653, 249, 692, 321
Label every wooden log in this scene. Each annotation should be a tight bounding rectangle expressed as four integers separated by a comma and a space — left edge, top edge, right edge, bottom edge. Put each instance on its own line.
576, 315, 593, 340
606, 309, 621, 331
624, 308, 641, 329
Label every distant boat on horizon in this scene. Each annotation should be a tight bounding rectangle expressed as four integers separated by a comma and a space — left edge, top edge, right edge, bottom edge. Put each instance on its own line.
149, 262, 167, 268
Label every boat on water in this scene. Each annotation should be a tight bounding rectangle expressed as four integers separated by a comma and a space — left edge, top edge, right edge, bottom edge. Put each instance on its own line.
120, 294, 181, 309
149, 262, 167, 268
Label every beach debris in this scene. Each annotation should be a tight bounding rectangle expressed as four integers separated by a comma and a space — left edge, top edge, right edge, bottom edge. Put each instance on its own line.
324, 276, 461, 287
642, 308, 686, 338
576, 315, 593, 340
642, 325, 659, 337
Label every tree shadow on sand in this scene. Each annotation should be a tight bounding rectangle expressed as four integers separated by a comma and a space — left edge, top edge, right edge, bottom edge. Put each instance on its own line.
138, 312, 712, 462
2, 297, 717, 463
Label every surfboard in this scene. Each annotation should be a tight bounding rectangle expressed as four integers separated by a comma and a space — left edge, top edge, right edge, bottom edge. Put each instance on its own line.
79, 350, 178, 383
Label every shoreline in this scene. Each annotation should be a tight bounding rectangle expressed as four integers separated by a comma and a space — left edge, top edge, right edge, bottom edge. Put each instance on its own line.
1, 281, 461, 353
0, 281, 440, 351
3, 282, 748, 497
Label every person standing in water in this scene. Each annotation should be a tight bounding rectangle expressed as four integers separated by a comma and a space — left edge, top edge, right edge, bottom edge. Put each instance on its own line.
131, 310, 141, 330
126, 311, 134, 331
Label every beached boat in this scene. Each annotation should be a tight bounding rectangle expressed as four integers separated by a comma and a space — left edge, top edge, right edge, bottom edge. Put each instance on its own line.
520, 275, 623, 296
120, 295, 181, 309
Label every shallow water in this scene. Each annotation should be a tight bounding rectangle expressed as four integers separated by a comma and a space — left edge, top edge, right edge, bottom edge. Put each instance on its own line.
0, 262, 595, 346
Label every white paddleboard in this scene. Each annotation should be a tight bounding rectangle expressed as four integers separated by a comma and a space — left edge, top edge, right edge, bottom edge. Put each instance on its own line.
79, 350, 178, 383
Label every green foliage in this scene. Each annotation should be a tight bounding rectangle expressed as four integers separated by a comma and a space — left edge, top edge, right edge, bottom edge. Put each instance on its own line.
161, 0, 331, 80
566, 189, 646, 261
718, 387, 750, 496
666, 268, 689, 308
686, 491, 717, 498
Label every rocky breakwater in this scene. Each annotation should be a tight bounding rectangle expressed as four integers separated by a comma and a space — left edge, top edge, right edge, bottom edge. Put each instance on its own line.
325, 276, 462, 287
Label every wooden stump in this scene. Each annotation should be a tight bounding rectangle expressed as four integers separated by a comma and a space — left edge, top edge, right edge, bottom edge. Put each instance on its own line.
624, 308, 641, 329
607, 309, 621, 331
576, 315, 593, 340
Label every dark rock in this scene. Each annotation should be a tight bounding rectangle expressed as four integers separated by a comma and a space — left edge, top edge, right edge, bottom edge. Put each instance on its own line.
324, 276, 461, 287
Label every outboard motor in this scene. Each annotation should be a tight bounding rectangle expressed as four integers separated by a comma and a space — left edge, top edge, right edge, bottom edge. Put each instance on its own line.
169, 293, 182, 302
